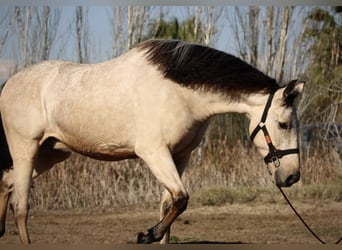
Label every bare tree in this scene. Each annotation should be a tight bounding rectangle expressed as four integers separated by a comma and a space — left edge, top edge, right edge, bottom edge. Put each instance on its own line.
32, 7, 61, 62
109, 6, 127, 58
11, 6, 62, 67
202, 6, 223, 46
14, 6, 32, 67
76, 6, 89, 63
0, 7, 14, 55
41, 6, 51, 60
227, 6, 298, 83
226, 7, 249, 62
187, 6, 223, 45
266, 6, 274, 74
193, 6, 201, 42
248, 6, 260, 67
127, 6, 150, 49
274, 6, 292, 83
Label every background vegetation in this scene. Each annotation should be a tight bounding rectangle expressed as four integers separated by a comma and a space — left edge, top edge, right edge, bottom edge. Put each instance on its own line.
0, 6, 341, 210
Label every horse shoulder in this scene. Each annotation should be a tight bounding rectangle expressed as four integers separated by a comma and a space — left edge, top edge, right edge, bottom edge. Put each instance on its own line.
133, 80, 209, 156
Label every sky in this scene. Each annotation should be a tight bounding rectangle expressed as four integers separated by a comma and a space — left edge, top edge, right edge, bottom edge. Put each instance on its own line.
0, 5, 331, 83
66, 6, 235, 61
0, 6, 237, 64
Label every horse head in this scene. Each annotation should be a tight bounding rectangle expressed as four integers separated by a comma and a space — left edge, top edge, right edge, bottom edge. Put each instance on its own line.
250, 80, 305, 187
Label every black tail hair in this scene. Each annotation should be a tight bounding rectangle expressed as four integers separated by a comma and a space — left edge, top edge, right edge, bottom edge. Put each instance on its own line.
0, 79, 13, 177
0, 113, 13, 179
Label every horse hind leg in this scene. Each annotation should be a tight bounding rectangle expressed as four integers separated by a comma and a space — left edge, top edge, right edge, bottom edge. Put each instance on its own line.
0, 171, 11, 238
128, 145, 189, 244
0, 194, 8, 238
8, 138, 39, 244
0, 138, 70, 243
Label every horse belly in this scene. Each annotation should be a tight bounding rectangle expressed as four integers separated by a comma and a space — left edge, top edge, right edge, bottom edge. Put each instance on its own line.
64, 141, 137, 161
49, 84, 137, 161
53, 114, 137, 161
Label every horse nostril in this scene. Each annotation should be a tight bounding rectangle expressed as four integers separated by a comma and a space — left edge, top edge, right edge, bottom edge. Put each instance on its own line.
285, 172, 301, 187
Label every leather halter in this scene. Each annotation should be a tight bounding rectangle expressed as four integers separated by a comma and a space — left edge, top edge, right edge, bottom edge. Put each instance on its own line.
250, 92, 299, 167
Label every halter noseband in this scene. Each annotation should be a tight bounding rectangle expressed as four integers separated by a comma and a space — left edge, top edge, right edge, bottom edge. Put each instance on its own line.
250, 92, 299, 167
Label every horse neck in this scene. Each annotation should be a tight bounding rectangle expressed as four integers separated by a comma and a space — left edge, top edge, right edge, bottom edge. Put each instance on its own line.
202, 91, 269, 120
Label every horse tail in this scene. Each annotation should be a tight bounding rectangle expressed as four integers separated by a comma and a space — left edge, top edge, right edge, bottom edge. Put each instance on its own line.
0, 80, 13, 176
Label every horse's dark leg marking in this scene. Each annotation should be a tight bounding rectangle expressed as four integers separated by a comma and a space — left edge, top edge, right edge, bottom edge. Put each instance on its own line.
128, 145, 189, 244
160, 193, 172, 242
159, 153, 191, 244
128, 194, 189, 244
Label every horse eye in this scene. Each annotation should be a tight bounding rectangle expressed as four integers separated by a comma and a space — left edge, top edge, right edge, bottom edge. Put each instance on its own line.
279, 122, 290, 130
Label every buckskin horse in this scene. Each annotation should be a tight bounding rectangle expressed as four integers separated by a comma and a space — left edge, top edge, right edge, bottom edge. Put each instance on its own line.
0, 39, 304, 244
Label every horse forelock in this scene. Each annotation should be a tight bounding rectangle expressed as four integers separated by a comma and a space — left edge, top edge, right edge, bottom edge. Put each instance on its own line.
137, 39, 279, 98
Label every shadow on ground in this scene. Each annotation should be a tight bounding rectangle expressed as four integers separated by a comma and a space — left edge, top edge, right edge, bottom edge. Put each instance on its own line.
179, 241, 245, 244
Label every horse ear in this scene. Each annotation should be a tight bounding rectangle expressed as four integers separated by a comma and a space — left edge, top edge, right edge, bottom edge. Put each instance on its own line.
283, 79, 305, 107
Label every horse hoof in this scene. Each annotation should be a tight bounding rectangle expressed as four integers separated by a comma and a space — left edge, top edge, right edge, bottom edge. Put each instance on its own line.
127, 232, 144, 244
127, 231, 154, 244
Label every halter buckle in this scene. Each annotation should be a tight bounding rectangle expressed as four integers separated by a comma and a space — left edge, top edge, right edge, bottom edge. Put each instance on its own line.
271, 156, 280, 168
264, 151, 281, 168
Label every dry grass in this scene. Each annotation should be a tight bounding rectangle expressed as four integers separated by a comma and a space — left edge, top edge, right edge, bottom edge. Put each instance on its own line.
29, 137, 342, 211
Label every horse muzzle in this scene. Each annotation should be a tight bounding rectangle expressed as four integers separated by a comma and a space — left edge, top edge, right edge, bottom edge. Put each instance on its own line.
275, 169, 300, 187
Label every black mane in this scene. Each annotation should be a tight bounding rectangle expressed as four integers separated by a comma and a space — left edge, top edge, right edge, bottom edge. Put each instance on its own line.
138, 39, 279, 98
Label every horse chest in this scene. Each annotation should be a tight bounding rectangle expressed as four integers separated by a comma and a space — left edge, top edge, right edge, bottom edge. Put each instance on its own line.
167, 120, 209, 155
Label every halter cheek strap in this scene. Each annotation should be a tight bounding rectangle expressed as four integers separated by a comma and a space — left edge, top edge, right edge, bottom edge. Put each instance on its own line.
250, 93, 299, 167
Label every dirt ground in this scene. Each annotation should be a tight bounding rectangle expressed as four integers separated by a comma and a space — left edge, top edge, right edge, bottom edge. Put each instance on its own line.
1, 201, 341, 244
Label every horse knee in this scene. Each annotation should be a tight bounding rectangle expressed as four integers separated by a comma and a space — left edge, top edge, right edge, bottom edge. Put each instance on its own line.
173, 191, 189, 214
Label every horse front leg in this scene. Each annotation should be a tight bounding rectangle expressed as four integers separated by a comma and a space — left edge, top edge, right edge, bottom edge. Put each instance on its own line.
128, 145, 189, 244
159, 153, 191, 244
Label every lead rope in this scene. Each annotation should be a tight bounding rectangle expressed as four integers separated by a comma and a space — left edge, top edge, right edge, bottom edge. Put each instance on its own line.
252, 92, 342, 243
277, 185, 342, 244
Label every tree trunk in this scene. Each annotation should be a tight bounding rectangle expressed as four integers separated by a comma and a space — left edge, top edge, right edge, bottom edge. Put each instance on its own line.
41, 6, 50, 61
76, 6, 83, 63
128, 6, 149, 49
15, 6, 32, 67
248, 6, 259, 67
110, 6, 126, 57
275, 6, 292, 83
266, 6, 274, 75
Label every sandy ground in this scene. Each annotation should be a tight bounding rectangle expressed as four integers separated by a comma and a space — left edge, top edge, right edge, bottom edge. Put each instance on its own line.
0, 201, 341, 244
